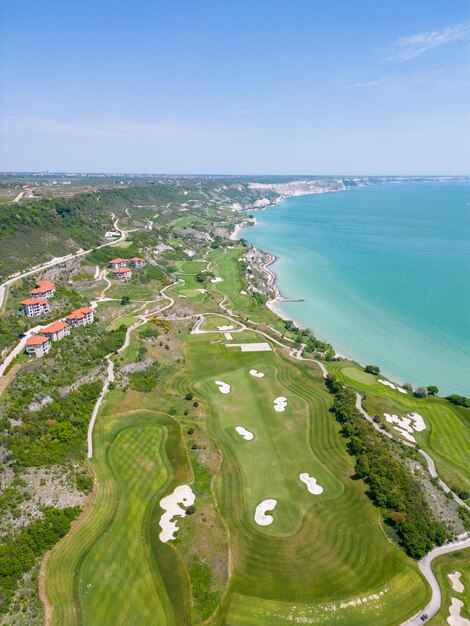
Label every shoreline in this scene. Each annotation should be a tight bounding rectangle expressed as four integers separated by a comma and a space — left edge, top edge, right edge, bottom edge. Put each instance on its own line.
233, 191, 468, 396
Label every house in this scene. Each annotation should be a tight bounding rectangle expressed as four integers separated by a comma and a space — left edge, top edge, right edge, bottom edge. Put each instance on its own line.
25, 335, 50, 357
129, 257, 146, 268
111, 267, 132, 279
108, 258, 126, 269
42, 320, 70, 341
29, 280, 55, 299
20, 298, 50, 317
65, 306, 95, 327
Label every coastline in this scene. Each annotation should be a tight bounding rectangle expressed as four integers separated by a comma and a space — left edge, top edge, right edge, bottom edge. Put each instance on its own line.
232, 187, 469, 395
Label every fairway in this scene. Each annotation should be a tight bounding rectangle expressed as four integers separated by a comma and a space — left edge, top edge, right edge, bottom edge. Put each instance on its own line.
329, 361, 470, 499
45, 404, 192, 626
172, 332, 430, 624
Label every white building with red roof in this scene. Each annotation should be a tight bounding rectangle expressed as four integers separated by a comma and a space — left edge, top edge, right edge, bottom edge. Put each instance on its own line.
29, 280, 55, 299
65, 307, 95, 327
20, 298, 50, 317
108, 258, 126, 269
42, 320, 70, 341
111, 267, 132, 279
25, 335, 51, 357
129, 257, 146, 268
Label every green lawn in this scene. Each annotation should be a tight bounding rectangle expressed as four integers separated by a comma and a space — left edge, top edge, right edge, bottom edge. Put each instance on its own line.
167, 332, 430, 624
106, 281, 157, 301
430, 548, 470, 625
328, 361, 470, 499
45, 404, 192, 626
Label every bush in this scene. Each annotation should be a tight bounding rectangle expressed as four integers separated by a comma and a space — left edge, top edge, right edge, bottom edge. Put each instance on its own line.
128, 363, 159, 392
446, 394, 470, 408
365, 365, 380, 375
427, 385, 438, 395
414, 387, 428, 398
402, 383, 414, 391
120, 295, 130, 305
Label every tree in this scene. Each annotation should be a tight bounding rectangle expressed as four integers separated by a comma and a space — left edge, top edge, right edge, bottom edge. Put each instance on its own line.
414, 387, 428, 398
402, 382, 413, 391
365, 365, 380, 375
185, 392, 193, 401
120, 295, 130, 305
427, 385, 439, 395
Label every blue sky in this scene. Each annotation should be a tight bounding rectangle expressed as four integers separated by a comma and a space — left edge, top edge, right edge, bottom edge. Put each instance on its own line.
1, 0, 469, 174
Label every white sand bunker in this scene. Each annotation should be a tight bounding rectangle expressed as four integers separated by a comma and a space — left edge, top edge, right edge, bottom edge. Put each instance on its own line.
227, 342, 271, 352
235, 426, 254, 441
273, 397, 287, 412
299, 473, 324, 495
378, 378, 407, 394
249, 369, 265, 378
217, 325, 233, 331
215, 380, 231, 394
211, 276, 223, 283
159, 485, 195, 543
240, 290, 247, 295
384, 412, 426, 442
449, 571, 465, 593
447, 597, 470, 626
255, 499, 277, 526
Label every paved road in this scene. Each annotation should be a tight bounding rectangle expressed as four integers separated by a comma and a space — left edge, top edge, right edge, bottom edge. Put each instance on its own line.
0, 215, 125, 311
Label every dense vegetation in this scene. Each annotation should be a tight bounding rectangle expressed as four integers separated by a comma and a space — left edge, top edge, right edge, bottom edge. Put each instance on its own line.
327, 377, 450, 558
0, 506, 80, 612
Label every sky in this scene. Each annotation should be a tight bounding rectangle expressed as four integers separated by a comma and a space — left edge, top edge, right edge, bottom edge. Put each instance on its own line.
0, 0, 469, 175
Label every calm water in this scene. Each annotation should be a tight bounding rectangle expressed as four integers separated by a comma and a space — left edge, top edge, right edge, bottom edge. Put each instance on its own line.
242, 181, 470, 396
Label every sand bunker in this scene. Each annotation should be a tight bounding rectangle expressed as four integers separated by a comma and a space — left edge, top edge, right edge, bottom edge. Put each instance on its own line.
240, 290, 247, 295
449, 571, 465, 593
224, 332, 233, 340
273, 397, 287, 412
299, 473, 323, 495
211, 277, 223, 283
215, 380, 231, 394
227, 342, 271, 352
159, 485, 195, 543
249, 369, 265, 378
235, 426, 254, 441
217, 325, 234, 331
384, 412, 426, 441
254, 499, 277, 526
447, 597, 470, 626
378, 378, 408, 394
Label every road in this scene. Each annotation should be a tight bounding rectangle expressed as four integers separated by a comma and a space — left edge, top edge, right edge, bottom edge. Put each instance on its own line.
0, 215, 125, 311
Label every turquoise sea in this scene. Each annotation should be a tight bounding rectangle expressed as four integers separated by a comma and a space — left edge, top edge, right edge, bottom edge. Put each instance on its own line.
242, 181, 470, 396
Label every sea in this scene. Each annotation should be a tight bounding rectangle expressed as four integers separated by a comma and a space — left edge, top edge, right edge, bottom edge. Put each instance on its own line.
241, 180, 470, 396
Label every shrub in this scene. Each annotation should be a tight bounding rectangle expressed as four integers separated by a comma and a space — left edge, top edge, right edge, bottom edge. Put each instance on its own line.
414, 387, 428, 398
365, 365, 380, 375
427, 385, 439, 395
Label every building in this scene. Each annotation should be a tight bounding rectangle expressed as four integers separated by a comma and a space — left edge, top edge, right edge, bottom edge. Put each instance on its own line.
29, 280, 55, 299
111, 267, 132, 279
129, 257, 146, 268
42, 320, 70, 341
65, 306, 95, 327
108, 258, 126, 269
25, 335, 50, 357
20, 298, 50, 317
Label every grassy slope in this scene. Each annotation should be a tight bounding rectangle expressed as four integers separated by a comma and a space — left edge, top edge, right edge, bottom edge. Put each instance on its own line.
45, 399, 192, 626
430, 548, 470, 625
328, 361, 470, 498
172, 332, 429, 625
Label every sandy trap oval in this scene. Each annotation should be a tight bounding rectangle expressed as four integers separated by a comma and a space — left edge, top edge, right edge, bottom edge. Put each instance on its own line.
254, 499, 277, 526
215, 380, 231, 394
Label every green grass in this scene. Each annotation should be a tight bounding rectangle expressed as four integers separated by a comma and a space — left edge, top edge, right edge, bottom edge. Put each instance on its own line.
106, 281, 156, 301
199, 314, 242, 331
45, 405, 192, 626
167, 332, 430, 624
175, 259, 208, 274
328, 361, 470, 498
430, 548, 470, 625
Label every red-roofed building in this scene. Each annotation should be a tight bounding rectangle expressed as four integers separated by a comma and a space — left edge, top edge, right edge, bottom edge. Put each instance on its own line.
108, 258, 126, 269
42, 320, 70, 341
111, 267, 132, 279
29, 280, 55, 299
25, 335, 50, 357
129, 257, 146, 268
65, 306, 95, 327
20, 298, 50, 317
